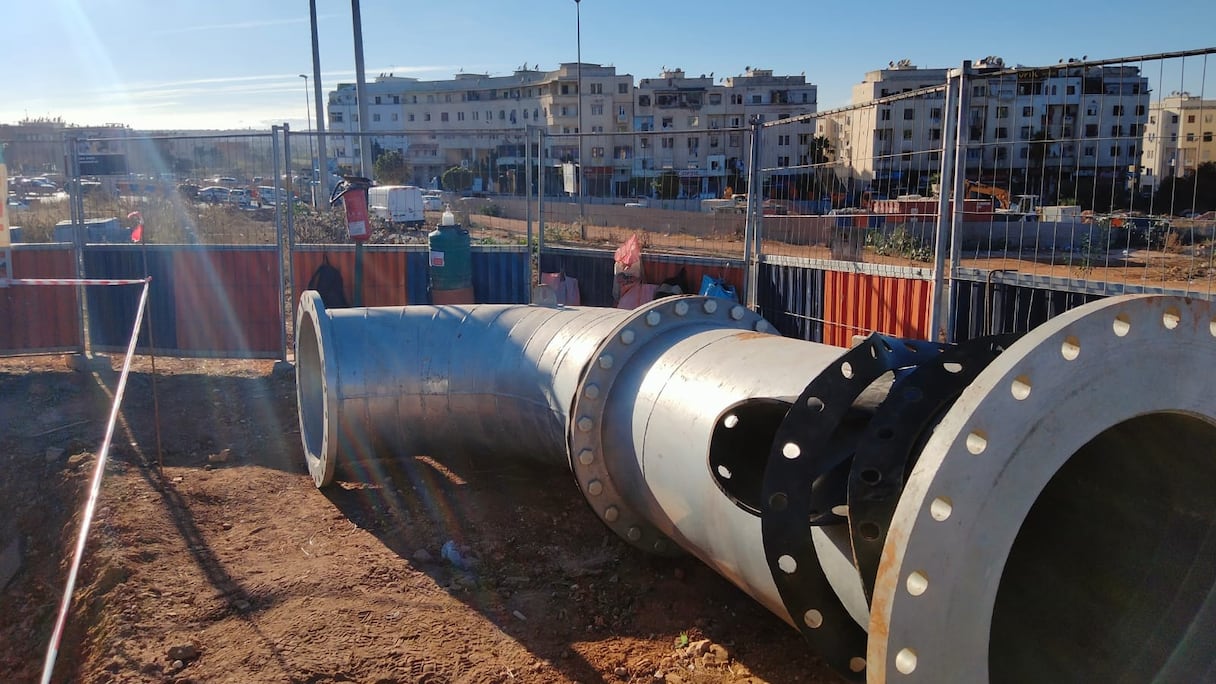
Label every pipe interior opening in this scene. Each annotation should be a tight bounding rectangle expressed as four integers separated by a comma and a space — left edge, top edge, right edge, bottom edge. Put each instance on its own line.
709, 399, 791, 515
990, 412, 1216, 683
296, 310, 326, 463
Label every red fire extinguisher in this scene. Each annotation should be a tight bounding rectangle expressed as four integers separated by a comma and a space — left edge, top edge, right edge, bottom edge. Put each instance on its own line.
330, 176, 372, 242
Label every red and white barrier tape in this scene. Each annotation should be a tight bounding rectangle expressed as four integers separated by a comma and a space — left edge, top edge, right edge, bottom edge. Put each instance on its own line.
3, 277, 150, 286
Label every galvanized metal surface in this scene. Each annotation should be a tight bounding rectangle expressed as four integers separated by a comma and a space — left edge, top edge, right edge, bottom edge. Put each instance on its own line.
869, 295, 1216, 682
297, 293, 1216, 683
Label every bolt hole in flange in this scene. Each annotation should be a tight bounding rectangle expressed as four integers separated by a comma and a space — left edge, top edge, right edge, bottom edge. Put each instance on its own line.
709, 399, 791, 515
989, 413, 1216, 683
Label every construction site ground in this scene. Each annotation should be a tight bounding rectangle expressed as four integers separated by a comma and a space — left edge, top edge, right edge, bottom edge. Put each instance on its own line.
0, 355, 845, 684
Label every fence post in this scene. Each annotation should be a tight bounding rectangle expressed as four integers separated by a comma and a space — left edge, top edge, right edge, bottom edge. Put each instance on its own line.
272, 125, 289, 364
743, 117, 765, 309
538, 129, 547, 261
929, 68, 962, 342
945, 61, 973, 343
66, 135, 88, 355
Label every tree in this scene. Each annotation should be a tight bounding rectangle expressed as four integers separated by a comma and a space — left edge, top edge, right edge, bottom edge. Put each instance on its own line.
652, 171, 680, 200
442, 166, 473, 193
373, 150, 411, 185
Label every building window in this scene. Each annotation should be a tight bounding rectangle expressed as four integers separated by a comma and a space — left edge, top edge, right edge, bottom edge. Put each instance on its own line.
561, 84, 570, 95
902, 129, 913, 140
1135, 105, 1146, 116
751, 94, 762, 104
777, 134, 790, 145
1083, 145, 1095, 157
728, 133, 741, 147
427, 95, 435, 103
445, 94, 452, 103
661, 116, 673, 129
798, 133, 810, 145
709, 93, 722, 105
591, 125, 603, 133
1020, 126, 1033, 140
638, 95, 651, 107
457, 112, 464, 121
372, 113, 381, 122
330, 111, 343, 123
561, 106, 570, 117
903, 108, 915, 120
374, 96, 381, 104
710, 135, 720, 148
687, 115, 699, 127
590, 83, 603, 94
1110, 125, 1124, 136
661, 137, 674, 149
391, 113, 398, 121
591, 146, 604, 158
1067, 85, 1076, 95
591, 104, 603, 116
1187, 114, 1196, 123
424, 113, 431, 121
731, 94, 743, 105
972, 85, 986, 97
472, 111, 479, 120
640, 137, 650, 149
994, 127, 1008, 139
880, 108, 891, 121
777, 156, 790, 167
438, 112, 447, 122
931, 107, 942, 121
1110, 145, 1121, 157
995, 146, 1008, 161
408, 113, 415, 122
930, 128, 941, 140
618, 83, 628, 94
1112, 105, 1124, 116
996, 106, 1009, 119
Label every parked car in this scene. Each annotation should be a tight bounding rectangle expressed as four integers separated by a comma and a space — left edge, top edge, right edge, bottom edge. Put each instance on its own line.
228, 188, 253, 207
198, 186, 231, 203
624, 197, 650, 208
421, 194, 444, 211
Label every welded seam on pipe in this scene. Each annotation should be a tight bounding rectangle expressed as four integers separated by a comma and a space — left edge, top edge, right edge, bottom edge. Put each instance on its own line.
41, 278, 152, 684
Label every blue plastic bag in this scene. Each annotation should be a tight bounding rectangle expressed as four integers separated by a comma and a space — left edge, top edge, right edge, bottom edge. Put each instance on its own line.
699, 274, 738, 302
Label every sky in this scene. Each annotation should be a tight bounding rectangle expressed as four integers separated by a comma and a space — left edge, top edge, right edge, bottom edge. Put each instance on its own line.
4, 0, 1216, 131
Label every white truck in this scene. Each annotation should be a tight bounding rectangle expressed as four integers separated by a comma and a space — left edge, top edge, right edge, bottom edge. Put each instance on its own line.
368, 185, 425, 227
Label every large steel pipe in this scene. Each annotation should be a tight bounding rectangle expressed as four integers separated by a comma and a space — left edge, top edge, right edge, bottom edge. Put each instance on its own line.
295, 292, 1216, 683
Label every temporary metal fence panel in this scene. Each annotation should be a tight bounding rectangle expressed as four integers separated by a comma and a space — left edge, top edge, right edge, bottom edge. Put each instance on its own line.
84, 245, 281, 358
81, 246, 178, 352
947, 49, 1216, 305
951, 278, 1103, 342
821, 270, 933, 347
538, 246, 743, 308
292, 244, 529, 311
0, 245, 81, 354
755, 256, 826, 342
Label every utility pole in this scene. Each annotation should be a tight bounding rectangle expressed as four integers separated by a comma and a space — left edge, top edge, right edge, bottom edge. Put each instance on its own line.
575, 0, 584, 218
351, 0, 370, 179
309, 0, 328, 205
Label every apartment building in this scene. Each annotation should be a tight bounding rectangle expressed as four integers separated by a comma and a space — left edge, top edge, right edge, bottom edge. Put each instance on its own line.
633, 67, 817, 197
326, 64, 633, 193
818, 58, 1150, 199
327, 64, 817, 197
1141, 93, 1216, 192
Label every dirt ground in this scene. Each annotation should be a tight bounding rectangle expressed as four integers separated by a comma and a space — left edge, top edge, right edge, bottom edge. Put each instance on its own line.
0, 354, 845, 684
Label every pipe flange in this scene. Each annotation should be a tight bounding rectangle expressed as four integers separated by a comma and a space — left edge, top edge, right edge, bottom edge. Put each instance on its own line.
869, 295, 1216, 682
761, 334, 947, 681
296, 291, 342, 488
847, 333, 1020, 602
570, 295, 775, 556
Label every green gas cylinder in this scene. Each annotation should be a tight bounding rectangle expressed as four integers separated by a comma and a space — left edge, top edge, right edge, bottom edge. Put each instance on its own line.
428, 207, 473, 301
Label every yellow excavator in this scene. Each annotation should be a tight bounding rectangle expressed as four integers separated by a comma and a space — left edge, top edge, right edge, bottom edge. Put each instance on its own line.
962, 180, 1011, 210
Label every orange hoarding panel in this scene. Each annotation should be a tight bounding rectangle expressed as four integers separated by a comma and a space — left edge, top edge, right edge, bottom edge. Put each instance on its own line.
0, 247, 81, 351
292, 250, 411, 310
171, 249, 280, 354
822, 271, 932, 347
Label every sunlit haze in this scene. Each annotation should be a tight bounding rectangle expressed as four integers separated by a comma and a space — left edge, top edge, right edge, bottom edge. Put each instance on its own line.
6, 0, 1216, 131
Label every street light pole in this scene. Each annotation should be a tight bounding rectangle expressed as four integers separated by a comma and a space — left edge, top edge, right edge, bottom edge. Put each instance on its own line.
299, 74, 316, 206
575, 0, 584, 218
